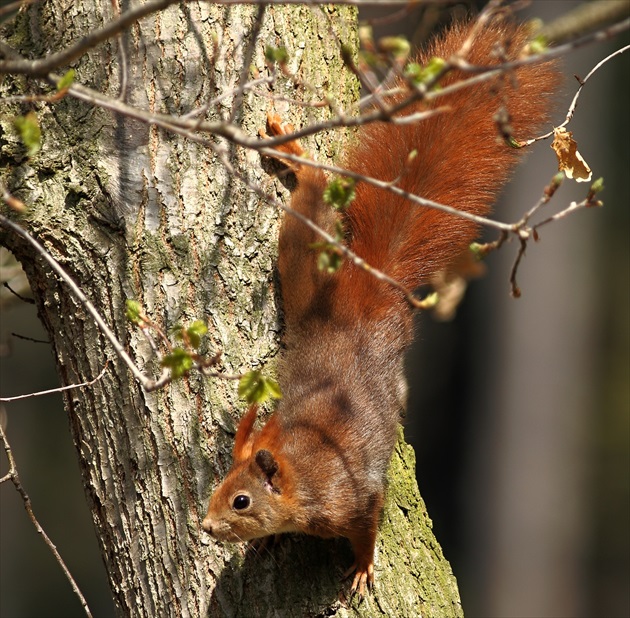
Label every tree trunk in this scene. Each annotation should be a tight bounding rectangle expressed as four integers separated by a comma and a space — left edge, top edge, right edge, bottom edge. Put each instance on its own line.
0, 2, 461, 615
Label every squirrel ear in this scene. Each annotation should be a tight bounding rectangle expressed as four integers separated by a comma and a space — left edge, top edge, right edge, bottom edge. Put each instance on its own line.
233, 405, 258, 462
255, 449, 279, 482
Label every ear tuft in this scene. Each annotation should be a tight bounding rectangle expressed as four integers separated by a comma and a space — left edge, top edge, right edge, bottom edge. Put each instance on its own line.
233, 405, 258, 461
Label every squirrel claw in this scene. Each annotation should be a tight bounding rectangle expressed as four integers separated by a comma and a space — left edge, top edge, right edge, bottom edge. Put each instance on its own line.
343, 561, 374, 598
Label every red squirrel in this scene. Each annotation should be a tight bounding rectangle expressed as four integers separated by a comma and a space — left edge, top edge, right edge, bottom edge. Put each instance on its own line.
203, 17, 559, 596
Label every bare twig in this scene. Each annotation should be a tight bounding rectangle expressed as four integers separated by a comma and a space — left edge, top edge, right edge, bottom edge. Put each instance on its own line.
0, 0, 180, 76
259, 141, 517, 232
0, 0, 37, 20
509, 236, 528, 298
0, 361, 109, 402
0, 214, 247, 390
229, 3, 267, 123
10, 332, 48, 343
538, 0, 630, 45
476, 175, 602, 297
0, 182, 27, 213
523, 43, 630, 146
513, 173, 565, 229
533, 196, 601, 231
3, 281, 35, 304
0, 214, 168, 391
0, 89, 70, 104
0, 422, 94, 618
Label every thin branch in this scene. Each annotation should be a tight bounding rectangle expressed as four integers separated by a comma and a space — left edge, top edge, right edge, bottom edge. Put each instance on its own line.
0, 0, 37, 19
533, 196, 601, 231
213, 145, 436, 309
509, 236, 528, 298
512, 173, 565, 229
475, 176, 602, 297
0, 214, 159, 390
229, 3, 267, 123
0, 0, 179, 76
258, 141, 517, 232
0, 215, 246, 391
0, 362, 109, 402
538, 0, 630, 45
0, 422, 94, 618
0, 89, 70, 104
0, 182, 27, 213
10, 332, 48, 343
182, 75, 275, 121
523, 43, 630, 146
3, 281, 35, 304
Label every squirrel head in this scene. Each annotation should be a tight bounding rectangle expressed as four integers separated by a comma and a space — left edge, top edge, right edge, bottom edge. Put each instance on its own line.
202, 406, 298, 542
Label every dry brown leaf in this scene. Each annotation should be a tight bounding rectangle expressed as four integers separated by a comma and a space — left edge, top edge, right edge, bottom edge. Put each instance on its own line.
430, 250, 486, 321
551, 127, 592, 183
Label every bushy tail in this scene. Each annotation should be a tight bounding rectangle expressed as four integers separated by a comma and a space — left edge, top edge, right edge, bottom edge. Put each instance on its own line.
337, 18, 559, 318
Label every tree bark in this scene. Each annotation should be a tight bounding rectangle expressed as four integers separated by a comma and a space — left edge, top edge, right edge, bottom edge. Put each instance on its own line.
0, 2, 461, 615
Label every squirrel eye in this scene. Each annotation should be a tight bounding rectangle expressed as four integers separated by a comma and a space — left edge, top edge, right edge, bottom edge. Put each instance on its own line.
232, 494, 251, 510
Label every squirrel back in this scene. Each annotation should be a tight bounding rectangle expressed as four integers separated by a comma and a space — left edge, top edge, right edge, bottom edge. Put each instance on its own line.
204, 17, 559, 596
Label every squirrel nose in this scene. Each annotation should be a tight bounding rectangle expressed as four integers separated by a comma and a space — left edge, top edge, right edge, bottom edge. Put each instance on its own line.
201, 517, 214, 535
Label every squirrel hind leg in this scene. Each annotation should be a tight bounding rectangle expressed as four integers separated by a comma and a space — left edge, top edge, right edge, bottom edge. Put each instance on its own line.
343, 492, 383, 597
259, 112, 305, 172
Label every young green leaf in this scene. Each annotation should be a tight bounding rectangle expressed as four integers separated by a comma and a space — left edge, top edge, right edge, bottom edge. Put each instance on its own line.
405, 56, 446, 86
527, 35, 549, 56
125, 299, 143, 325
315, 245, 344, 273
265, 46, 289, 66
161, 348, 194, 379
587, 177, 605, 206
506, 135, 522, 149
13, 112, 41, 158
323, 177, 355, 210
469, 242, 492, 260
263, 378, 282, 401
239, 370, 282, 404
57, 69, 76, 91
377, 36, 410, 59
590, 177, 604, 194
186, 320, 208, 349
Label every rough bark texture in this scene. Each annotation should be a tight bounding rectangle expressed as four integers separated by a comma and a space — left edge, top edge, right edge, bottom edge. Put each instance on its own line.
0, 1, 461, 616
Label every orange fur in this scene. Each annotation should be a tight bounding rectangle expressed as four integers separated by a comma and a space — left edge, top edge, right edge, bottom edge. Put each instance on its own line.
339, 20, 558, 320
